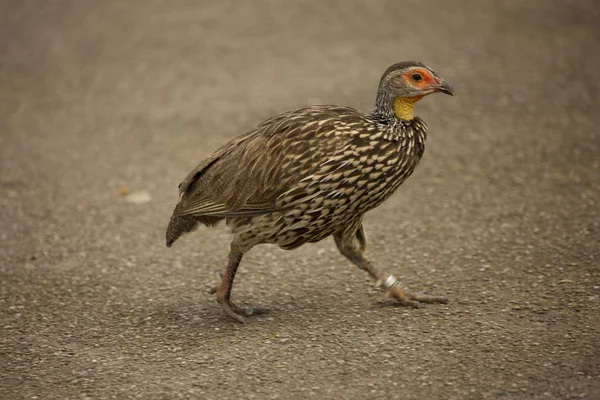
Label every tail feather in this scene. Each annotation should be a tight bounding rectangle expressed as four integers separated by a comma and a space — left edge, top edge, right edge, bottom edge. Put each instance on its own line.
165, 214, 223, 247
166, 215, 197, 247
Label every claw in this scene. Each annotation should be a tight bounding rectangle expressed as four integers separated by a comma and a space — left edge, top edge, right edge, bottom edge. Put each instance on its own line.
219, 301, 246, 324
386, 282, 448, 307
240, 306, 269, 316
218, 300, 269, 323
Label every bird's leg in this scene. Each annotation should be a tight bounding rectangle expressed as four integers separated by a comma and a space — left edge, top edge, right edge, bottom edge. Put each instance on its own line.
207, 272, 223, 295
215, 243, 267, 323
334, 225, 448, 307
355, 223, 368, 253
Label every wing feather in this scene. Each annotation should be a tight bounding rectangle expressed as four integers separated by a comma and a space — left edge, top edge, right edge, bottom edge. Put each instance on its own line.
172, 105, 369, 219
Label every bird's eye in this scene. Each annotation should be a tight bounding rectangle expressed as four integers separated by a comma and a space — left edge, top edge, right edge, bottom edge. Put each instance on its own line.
411, 73, 423, 82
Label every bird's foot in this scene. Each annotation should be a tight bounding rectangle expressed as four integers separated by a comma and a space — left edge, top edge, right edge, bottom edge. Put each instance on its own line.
214, 272, 268, 323
218, 299, 268, 324
381, 275, 449, 308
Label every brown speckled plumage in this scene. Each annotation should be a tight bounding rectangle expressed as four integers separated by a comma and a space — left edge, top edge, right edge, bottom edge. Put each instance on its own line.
166, 61, 454, 322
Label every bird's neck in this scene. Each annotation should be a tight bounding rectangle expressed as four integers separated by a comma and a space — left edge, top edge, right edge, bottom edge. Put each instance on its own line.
392, 96, 423, 120
373, 89, 422, 122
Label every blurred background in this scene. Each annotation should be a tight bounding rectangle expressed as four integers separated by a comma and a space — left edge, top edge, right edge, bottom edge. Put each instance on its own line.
1, 1, 599, 399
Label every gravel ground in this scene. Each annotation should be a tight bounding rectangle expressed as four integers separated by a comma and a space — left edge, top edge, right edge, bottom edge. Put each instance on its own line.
1, 1, 599, 399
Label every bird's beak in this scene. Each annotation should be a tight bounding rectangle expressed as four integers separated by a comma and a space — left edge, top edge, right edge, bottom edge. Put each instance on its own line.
435, 80, 455, 96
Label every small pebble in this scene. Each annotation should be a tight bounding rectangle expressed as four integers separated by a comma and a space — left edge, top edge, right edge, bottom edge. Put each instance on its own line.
124, 190, 152, 204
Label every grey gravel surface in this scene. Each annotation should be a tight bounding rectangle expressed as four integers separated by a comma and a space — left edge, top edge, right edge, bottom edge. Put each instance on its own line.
1, 1, 599, 399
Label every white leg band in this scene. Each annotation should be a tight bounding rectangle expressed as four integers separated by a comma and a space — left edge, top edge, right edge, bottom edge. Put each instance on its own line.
382, 275, 398, 290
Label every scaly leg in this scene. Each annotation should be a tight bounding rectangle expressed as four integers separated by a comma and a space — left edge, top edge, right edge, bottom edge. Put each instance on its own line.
215, 243, 267, 323
208, 271, 224, 295
334, 223, 448, 307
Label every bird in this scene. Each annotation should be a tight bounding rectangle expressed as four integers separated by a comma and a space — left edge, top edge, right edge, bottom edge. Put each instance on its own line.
166, 61, 454, 323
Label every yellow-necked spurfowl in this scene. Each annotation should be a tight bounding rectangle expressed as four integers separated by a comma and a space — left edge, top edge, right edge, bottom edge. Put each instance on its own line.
166, 61, 454, 322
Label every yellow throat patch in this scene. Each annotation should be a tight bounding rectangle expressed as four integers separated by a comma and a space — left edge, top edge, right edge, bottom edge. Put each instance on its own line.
393, 96, 423, 120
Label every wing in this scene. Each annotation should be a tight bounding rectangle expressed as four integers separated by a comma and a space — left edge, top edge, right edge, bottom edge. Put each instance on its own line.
171, 105, 372, 219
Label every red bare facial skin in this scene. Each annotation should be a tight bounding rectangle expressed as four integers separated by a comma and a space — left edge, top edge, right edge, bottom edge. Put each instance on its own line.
402, 68, 437, 89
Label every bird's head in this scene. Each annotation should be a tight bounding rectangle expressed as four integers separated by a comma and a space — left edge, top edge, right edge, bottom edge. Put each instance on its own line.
375, 61, 454, 120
